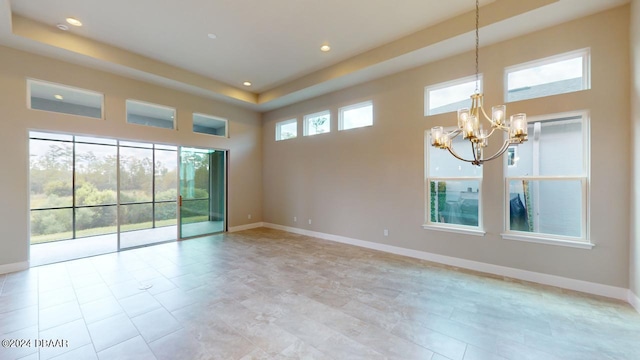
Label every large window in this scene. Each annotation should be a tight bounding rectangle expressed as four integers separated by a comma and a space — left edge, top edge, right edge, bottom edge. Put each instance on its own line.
27, 79, 104, 119
505, 48, 590, 103
29, 132, 178, 246
424, 75, 482, 116
503, 111, 589, 246
303, 110, 331, 136
339, 101, 373, 131
276, 119, 297, 141
424, 131, 483, 232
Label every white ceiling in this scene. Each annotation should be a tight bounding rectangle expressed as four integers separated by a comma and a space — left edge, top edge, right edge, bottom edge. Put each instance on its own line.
0, 0, 629, 112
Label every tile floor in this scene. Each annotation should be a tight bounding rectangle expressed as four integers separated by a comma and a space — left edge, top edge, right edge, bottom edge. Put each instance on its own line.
1, 228, 640, 360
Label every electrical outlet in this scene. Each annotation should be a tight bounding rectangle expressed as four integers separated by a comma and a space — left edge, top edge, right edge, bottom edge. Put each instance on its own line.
294, 216, 297, 222
308, 219, 312, 225
384, 229, 389, 236
248, 214, 252, 220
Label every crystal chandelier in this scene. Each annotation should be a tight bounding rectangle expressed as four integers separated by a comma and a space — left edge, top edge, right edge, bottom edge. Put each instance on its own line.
430, 0, 528, 166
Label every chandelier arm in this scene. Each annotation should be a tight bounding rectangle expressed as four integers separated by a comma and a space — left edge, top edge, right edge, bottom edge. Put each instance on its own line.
446, 146, 476, 164
480, 140, 512, 163
479, 105, 493, 124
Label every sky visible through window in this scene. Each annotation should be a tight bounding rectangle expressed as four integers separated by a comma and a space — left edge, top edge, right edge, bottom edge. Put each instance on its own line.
508, 57, 582, 90
429, 79, 478, 110
342, 104, 372, 130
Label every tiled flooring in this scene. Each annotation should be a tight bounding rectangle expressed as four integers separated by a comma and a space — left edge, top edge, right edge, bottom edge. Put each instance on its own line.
1, 228, 639, 360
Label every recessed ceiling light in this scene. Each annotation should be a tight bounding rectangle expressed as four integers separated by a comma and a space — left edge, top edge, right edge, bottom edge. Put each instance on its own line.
54, 94, 63, 100
243, 81, 252, 87
320, 45, 331, 52
65, 17, 82, 27
56, 24, 69, 31
207, 33, 217, 39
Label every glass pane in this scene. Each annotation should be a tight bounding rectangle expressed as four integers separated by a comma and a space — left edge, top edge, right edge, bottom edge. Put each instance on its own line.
276, 119, 297, 140
30, 131, 73, 141
341, 103, 373, 130
181, 199, 209, 224
508, 180, 582, 238
75, 143, 117, 206
119, 147, 153, 203
155, 149, 178, 201
28, 80, 103, 119
180, 148, 225, 238
126, 100, 175, 129
120, 141, 153, 148
429, 135, 482, 177
30, 139, 73, 209
30, 209, 72, 244
427, 77, 479, 116
155, 202, 177, 226
507, 55, 585, 102
75, 136, 117, 145
155, 144, 177, 151
193, 114, 227, 137
305, 112, 330, 136
429, 180, 479, 227
507, 116, 584, 177
120, 203, 153, 232
75, 205, 117, 237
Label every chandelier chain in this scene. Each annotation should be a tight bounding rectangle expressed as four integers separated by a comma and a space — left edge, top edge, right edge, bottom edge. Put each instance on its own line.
475, 0, 480, 94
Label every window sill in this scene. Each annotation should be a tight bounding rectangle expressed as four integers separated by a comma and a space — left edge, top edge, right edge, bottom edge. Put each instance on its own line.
422, 224, 486, 237
501, 233, 594, 249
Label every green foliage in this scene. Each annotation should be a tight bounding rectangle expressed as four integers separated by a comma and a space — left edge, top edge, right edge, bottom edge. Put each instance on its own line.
44, 180, 72, 197
75, 182, 116, 206
311, 117, 327, 133
31, 209, 71, 237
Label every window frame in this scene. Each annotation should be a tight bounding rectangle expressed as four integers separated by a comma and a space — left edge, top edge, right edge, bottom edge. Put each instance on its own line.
192, 113, 228, 138
275, 118, 298, 141
504, 48, 591, 103
501, 110, 592, 249
424, 74, 483, 117
338, 101, 373, 131
423, 129, 485, 236
27, 78, 105, 119
303, 110, 331, 136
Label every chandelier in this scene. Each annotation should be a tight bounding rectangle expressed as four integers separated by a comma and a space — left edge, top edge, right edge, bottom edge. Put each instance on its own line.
430, 0, 528, 166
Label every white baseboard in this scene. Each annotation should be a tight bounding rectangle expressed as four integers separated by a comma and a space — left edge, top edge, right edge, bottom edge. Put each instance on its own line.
229, 222, 265, 233
262, 223, 630, 302
629, 290, 640, 313
0, 261, 29, 275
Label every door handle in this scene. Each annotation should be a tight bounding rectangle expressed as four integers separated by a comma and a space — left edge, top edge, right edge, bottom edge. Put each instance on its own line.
179, 195, 182, 207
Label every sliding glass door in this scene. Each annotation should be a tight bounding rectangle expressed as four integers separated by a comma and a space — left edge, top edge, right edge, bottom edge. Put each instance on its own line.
30, 131, 227, 265
179, 148, 226, 238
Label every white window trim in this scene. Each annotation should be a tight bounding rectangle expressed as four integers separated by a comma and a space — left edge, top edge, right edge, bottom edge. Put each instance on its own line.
26, 78, 105, 120
424, 74, 483, 116
502, 110, 591, 247
501, 232, 594, 249
303, 110, 331, 136
126, 99, 177, 130
424, 130, 484, 232
193, 112, 228, 138
338, 101, 373, 131
504, 48, 591, 103
275, 118, 298, 141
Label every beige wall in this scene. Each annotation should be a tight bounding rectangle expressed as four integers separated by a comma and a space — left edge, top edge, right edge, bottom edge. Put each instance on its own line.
631, 0, 640, 298
263, 6, 631, 288
0, 45, 263, 268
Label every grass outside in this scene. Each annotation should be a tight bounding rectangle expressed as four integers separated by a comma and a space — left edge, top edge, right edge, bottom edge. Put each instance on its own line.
30, 218, 178, 244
